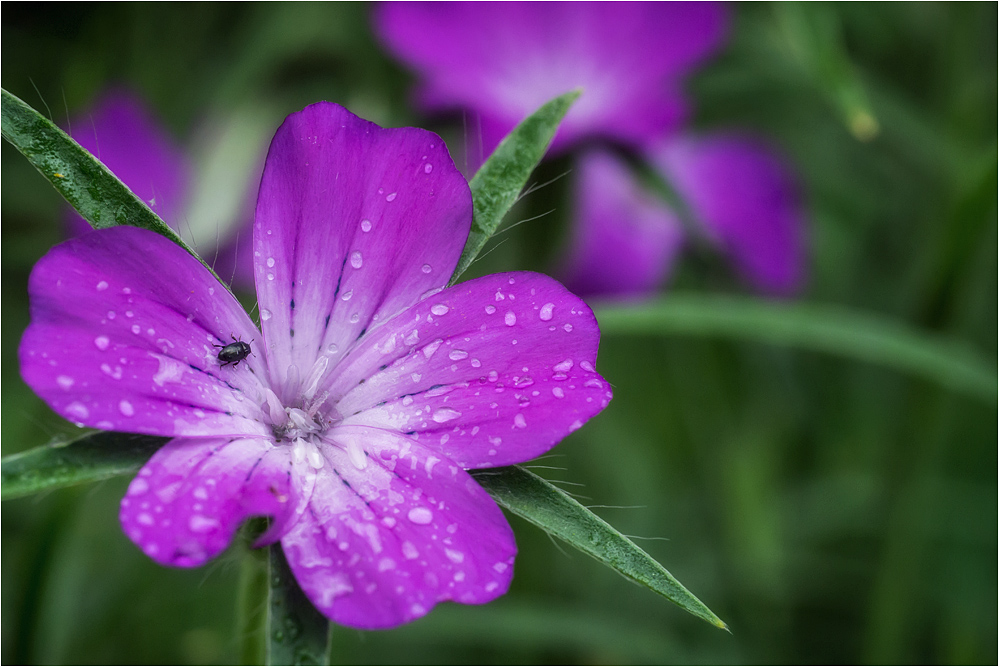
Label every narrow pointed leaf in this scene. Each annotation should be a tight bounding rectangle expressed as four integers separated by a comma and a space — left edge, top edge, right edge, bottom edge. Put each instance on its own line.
1, 431, 166, 500
267, 544, 331, 666
594, 294, 997, 403
472, 465, 727, 629
0, 88, 219, 276
450, 89, 580, 283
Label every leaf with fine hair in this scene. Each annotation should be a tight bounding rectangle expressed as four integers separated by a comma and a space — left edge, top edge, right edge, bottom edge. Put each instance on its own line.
473, 466, 727, 629
0, 87, 222, 279
450, 89, 580, 283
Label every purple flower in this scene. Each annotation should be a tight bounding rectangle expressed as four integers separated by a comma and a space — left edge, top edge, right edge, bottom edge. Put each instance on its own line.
65, 89, 257, 287
375, 1, 727, 157
19, 102, 612, 629
375, 2, 808, 299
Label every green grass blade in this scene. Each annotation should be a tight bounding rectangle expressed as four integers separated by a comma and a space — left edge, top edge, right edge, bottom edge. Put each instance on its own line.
1, 87, 221, 277
450, 90, 580, 283
267, 544, 331, 666
472, 465, 727, 629
594, 294, 997, 403
1, 432, 166, 500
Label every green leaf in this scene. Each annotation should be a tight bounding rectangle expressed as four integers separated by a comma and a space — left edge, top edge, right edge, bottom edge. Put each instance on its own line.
267, 544, 331, 666
472, 466, 727, 630
1, 431, 166, 500
594, 294, 997, 403
450, 89, 580, 283
0, 87, 219, 276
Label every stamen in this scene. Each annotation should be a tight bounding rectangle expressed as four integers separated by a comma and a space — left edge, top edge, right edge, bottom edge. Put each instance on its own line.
302, 355, 330, 402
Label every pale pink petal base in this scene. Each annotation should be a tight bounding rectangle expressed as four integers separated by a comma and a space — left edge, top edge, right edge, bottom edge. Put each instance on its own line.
281, 425, 515, 629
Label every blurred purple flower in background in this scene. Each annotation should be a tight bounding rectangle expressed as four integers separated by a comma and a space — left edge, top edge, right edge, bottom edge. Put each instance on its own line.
375, 1, 807, 298
65, 89, 259, 287
20, 102, 611, 629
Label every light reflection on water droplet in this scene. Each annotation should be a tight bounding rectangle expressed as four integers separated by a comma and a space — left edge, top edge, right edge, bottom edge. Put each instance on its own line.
539, 303, 555, 321
350, 251, 363, 269
360, 219, 372, 232
504, 312, 517, 326
421, 264, 432, 274
260, 309, 272, 321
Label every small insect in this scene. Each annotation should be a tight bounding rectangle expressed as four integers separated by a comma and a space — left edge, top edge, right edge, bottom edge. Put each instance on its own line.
214, 335, 253, 368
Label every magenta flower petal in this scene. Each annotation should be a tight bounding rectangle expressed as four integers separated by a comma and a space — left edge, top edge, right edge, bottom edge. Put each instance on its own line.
120, 437, 297, 567
281, 425, 515, 629
375, 1, 728, 155
560, 151, 686, 299
18, 226, 269, 437
652, 134, 807, 296
65, 89, 189, 237
328, 271, 611, 468
252, 102, 472, 399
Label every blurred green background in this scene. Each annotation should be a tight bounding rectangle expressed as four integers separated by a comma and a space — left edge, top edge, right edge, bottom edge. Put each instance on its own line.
2, 3, 995, 664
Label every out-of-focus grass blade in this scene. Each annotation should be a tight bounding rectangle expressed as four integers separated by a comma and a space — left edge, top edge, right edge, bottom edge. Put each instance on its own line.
267, 544, 331, 666
0, 88, 220, 277
450, 90, 580, 283
595, 295, 997, 403
472, 465, 727, 630
0, 432, 166, 500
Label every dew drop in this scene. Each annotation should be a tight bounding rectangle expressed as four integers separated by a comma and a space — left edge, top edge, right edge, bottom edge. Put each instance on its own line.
349, 313, 360, 324
553, 359, 573, 373
421, 263, 432, 274
94, 335, 110, 351
424, 163, 433, 173
350, 251, 363, 269
266, 257, 276, 268
432, 408, 462, 423
360, 219, 372, 232
66, 401, 89, 420
552, 387, 565, 398
131, 324, 141, 334
326, 343, 339, 354
539, 302, 555, 321
96, 280, 109, 291
504, 311, 517, 326
563, 323, 573, 332
341, 290, 353, 301
485, 305, 496, 315
386, 192, 397, 202
407, 507, 433, 525
260, 309, 272, 321
514, 414, 527, 428
119, 400, 135, 416
448, 349, 468, 361
430, 303, 449, 316
267, 273, 275, 281
57, 375, 74, 389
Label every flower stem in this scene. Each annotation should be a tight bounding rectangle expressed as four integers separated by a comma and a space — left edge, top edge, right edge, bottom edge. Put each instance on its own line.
266, 544, 331, 666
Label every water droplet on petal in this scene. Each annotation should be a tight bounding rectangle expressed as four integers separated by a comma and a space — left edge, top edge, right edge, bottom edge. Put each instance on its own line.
360, 219, 372, 232
96, 280, 109, 291
449, 349, 468, 361
504, 312, 517, 326
350, 251, 363, 269
432, 408, 461, 423
430, 304, 449, 316
407, 507, 433, 524
386, 192, 397, 202
553, 359, 573, 373
57, 375, 74, 389
119, 400, 135, 416
421, 264, 432, 274
514, 414, 527, 428
327, 343, 339, 354
539, 303, 555, 321
94, 336, 110, 351
266, 257, 275, 268
260, 309, 272, 321
424, 163, 433, 173
485, 305, 496, 315
189, 515, 220, 533
552, 387, 565, 398
66, 401, 89, 420
563, 323, 573, 332
341, 290, 353, 301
